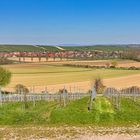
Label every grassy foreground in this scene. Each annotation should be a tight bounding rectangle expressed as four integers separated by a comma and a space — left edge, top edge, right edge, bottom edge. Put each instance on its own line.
0, 97, 140, 126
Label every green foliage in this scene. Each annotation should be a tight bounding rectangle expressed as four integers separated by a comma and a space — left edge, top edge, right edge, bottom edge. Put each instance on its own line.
50, 97, 115, 125
0, 97, 140, 126
0, 101, 56, 125
50, 97, 140, 126
0, 67, 11, 87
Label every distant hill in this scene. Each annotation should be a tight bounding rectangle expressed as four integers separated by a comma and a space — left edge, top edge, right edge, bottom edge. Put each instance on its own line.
0, 45, 60, 52
0, 44, 139, 52
0, 45, 42, 52
62, 45, 140, 51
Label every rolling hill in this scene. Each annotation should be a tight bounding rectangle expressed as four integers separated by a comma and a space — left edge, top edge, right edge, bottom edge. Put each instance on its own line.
0, 44, 139, 52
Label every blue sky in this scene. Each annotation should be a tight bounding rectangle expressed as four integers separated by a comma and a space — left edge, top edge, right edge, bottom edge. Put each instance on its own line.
0, 0, 140, 45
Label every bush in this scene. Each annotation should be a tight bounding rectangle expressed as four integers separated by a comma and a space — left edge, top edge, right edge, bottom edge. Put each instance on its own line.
111, 61, 118, 68
15, 84, 29, 94
0, 67, 11, 87
93, 78, 105, 94
128, 66, 140, 70
15, 84, 29, 109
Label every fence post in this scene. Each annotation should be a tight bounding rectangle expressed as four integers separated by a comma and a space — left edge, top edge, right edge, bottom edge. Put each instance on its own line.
134, 87, 136, 102
118, 93, 121, 110
0, 87, 2, 107
45, 86, 48, 101
33, 95, 36, 107
63, 87, 66, 107
88, 86, 96, 111
69, 86, 71, 94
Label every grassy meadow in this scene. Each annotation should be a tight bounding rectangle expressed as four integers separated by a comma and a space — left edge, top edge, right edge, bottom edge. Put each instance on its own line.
0, 97, 140, 126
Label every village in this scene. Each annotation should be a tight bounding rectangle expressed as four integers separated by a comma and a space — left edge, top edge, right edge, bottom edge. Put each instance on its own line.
0, 50, 125, 62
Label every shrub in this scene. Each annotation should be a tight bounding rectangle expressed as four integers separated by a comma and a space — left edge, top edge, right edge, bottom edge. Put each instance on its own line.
93, 78, 105, 94
0, 67, 11, 87
15, 84, 29, 109
128, 66, 140, 70
15, 84, 29, 94
111, 61, 118, 68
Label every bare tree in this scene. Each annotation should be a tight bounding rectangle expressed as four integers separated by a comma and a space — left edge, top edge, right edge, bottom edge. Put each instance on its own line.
93, 77, 105, 94
15, 84, 29, 109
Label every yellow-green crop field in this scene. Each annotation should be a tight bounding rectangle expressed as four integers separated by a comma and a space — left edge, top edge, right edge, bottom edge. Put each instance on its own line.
2, 63, 140, 90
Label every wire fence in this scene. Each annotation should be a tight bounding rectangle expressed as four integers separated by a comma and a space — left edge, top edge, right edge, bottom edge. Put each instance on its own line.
1, 85, 140, 110
103, 86, 140, 110
0, 86, 97, 108
0, 93, 90, 103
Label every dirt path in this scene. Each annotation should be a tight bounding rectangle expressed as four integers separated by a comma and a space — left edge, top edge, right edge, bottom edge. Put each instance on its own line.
0, 126, 140, 140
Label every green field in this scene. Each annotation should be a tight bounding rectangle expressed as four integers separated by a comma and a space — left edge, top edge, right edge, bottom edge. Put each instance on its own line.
2, 63, 140, 88
0, 97, 140, 126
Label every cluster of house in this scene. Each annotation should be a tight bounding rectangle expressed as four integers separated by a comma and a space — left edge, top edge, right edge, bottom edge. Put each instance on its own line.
0, 50, 125, 59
